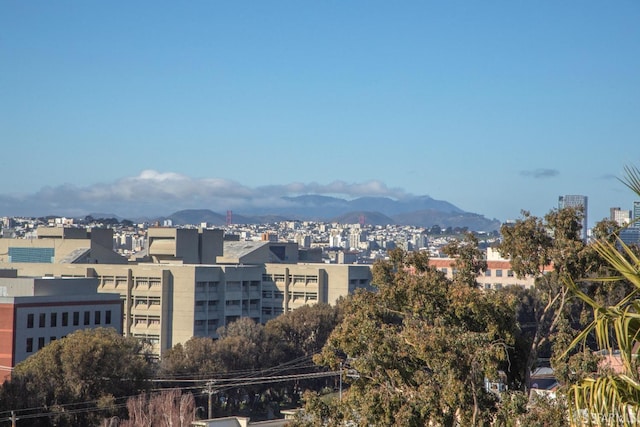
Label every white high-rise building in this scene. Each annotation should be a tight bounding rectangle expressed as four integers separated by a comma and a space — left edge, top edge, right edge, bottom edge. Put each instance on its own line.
610, 207, 631, 227
633, 201, 640, 229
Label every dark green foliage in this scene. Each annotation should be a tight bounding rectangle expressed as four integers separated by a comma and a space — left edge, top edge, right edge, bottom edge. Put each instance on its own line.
1, 328, 152, 426
306, 249, 519, 426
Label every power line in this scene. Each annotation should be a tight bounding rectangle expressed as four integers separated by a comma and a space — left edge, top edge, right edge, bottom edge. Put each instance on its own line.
0, 368, 340, 423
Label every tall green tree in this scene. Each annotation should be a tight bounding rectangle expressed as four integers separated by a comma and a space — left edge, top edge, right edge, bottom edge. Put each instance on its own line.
497, 207, 587, 390
306, 249, 518, 426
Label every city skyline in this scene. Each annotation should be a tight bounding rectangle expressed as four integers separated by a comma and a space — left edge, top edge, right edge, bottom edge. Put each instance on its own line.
1, 2, 639, 225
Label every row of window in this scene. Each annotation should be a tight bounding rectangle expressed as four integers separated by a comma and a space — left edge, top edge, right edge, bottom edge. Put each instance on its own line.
484, 269, 514, 278
262, 274, 319, 284
262, 307, 285, 316
262, 290, 285, 299
27, 310, 112, 329
26, 336, 57, 353
133, 296, 161, 308
261, 290, 318, 301
195, 281, 220, 292
133, 315, 160, 328
439, 267, 514, 278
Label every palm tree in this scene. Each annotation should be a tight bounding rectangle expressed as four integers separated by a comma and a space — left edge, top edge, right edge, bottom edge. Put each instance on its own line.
564, 165, 640, 426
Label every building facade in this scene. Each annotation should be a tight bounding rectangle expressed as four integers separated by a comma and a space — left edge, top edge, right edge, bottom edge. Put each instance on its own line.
0, 227, 373, 359
0, 272, 122, 379
429, 248, 548, 290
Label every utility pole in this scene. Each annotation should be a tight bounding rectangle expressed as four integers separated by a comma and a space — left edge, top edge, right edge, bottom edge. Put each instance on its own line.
339, 362, 343, 401
11, 411, 16, 427
204, 380, 216, 419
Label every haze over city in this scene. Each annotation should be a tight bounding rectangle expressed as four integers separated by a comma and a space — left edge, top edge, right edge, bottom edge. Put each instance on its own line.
2, 1, 639, 225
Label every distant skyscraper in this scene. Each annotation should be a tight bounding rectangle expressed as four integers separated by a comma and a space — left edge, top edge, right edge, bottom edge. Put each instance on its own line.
633, 201, 640, 229
558, 195, 588, 241
610, 207, 631, 227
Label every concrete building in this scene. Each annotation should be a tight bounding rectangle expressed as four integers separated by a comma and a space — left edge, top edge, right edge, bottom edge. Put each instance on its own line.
1, 262, 262, 359
610, 207, 632, 227
217, 241, 299, 265
146, 227, 224, 264
0, 227, 373, 359
0, 226, 128, 265
0, 271, 122, 379
261, 263, 372, 321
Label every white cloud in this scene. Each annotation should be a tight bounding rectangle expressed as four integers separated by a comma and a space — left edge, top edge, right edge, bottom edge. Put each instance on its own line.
0, 170, 411, 218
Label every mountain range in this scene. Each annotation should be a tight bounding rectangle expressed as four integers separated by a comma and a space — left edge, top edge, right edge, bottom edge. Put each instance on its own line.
155, 195, 501, 232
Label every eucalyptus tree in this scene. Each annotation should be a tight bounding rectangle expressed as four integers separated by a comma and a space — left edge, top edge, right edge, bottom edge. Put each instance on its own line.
304, 249, 518, 426
497, 207, 587, 390
563, 166, 640, 426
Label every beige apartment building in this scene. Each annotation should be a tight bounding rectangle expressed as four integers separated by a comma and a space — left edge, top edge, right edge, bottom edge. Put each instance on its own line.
0, 227, 372, 358
429, 247, 551, 290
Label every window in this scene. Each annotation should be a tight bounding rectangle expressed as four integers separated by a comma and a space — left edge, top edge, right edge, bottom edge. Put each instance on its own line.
39, 313, 45, 328
507, 270, 514, 277
94, 311, 101, 325
105, 310, 112, 325
73, 312, 80, 326
84, 311, 90, 326
26, 338, 33, 353
38, 337, 45, 350
495, 270, 503, 277
50, 313, 57, 327
62, 312, 68, 327
50, 336, 56, 343
485, 269, 492, 277
27, 313, 34, 328
8, 247, 54, 263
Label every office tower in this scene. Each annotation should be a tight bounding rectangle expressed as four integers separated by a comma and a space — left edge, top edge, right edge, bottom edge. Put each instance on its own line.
633, 201, 640, 228
558, 195, 588, 241
610, 207, 632, 227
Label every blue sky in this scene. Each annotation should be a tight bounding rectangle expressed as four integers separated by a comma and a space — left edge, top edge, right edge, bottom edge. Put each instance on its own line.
1, 1, 639, 225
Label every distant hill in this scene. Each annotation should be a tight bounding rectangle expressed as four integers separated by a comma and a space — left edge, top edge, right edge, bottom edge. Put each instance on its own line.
391, 209, 500, 231
329, 211, 396, 226
159, 195, 500, 231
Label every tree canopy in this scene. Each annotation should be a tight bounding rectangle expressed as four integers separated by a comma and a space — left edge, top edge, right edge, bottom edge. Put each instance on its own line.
301, 249, 519, 426
1, 328, 153, 426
